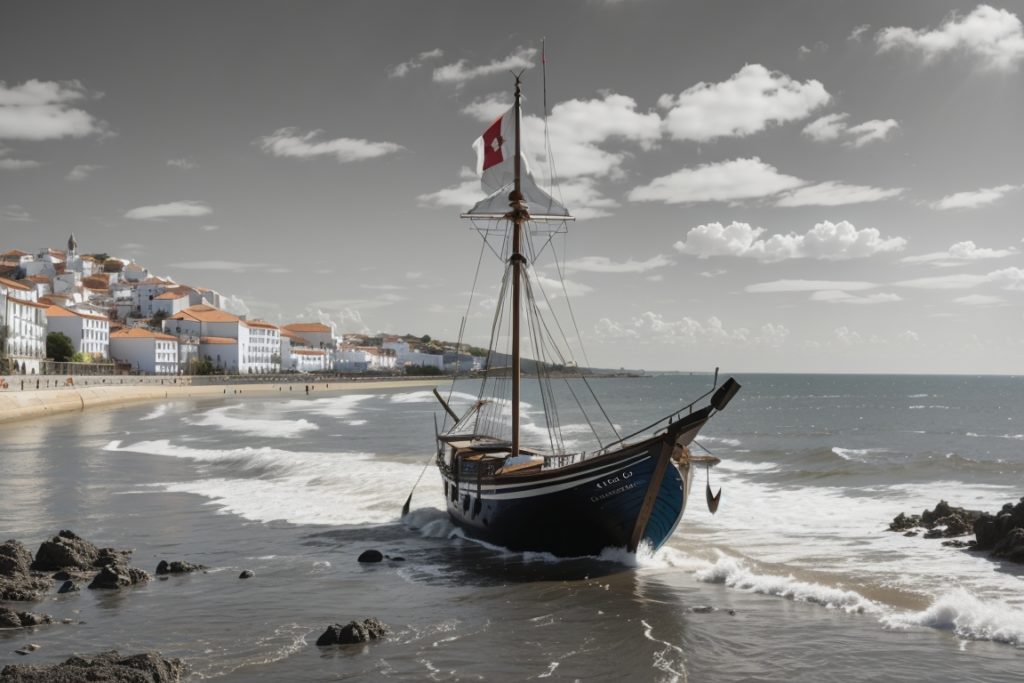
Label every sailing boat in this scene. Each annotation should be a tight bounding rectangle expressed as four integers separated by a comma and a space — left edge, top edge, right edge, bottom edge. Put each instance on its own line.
430, 76, 740, 558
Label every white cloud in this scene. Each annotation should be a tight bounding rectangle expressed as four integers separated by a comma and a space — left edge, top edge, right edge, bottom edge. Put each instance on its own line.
168, 260, 279, 273
953, 294, 1007, 305
629, 157, 804, 204
596, 312, 789, 348
461, 93, 510, 122
433, 47, 536, 84
849, 24, 871, 42
659, 64, 829, 142
929, 184, 1021, 209
901, 240, 1017, 266
834, 326, 864, 346
896, 267, 1024, 290
125, 200, 212, 220
675, 220, 906, 262
809, 290, 903, 304
221, 294, 250, 317
845, 118, 899, 147
0, 79, 106, 140
1, 204, 32, 222
0, 157, 39, 170
802, 113, 849, 141
66, 164, 100, 180
534, 273, 593, 298
200, 224, 219, 232
802, 113, 899, 147
166, 158, 197, 170
745, 279, 878, 293
562, 254, 674, 274
546, 177, 618, 220
389, 48, 444, 78
257, 128, 402, 163
877, 4, 1024, 71
775, 181, 904, 207
526, 93, 662, 180
417, 179, 481, 209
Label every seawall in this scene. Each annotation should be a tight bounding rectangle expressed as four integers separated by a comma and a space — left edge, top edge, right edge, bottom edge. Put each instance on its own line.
0, 378, 446, 426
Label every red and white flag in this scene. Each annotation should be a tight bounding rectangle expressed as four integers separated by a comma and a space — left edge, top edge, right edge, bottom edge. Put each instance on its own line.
468, 105, 570, 219
473, 106, 519, 194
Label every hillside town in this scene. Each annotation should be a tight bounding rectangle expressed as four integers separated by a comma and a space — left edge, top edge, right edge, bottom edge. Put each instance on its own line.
0, 235, 485, 376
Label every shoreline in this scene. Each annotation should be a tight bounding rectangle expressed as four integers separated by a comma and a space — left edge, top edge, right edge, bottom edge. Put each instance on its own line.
0, 377, 447, 426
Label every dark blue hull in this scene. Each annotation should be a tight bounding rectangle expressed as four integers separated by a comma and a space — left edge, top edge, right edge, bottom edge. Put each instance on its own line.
439, 412, 710, 558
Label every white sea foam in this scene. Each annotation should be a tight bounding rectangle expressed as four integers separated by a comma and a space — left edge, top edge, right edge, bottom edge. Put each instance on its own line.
966, 432, 1024, 441
105, 438, 441, 525
882, 589, 1024, 647
279, 394, 375, 418
699, 435, 741, 447
831, 446, 888, 461
641, 619, 687, 682
188, 406, 318, 438
346, 419, 367, 426
140, 404, 171, 421
695, 555, 880, 614
390, 390, 478, 405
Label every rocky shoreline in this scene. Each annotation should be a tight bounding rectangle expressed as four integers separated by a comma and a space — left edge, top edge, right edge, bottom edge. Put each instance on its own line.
888, 498, 1024, 562
2, 531, 397, 681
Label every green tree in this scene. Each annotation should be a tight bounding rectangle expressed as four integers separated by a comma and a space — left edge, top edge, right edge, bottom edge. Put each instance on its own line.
150, 310, 169, 329
189, 357, 215, 375
420, 334, 431, 343
47, 332, 75, 362
71, 351, 92, 363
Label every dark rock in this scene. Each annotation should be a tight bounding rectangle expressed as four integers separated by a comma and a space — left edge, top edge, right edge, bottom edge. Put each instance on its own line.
14, 649, 31, 656
0, 608, 22, 629
0, 650, 184, 682
0, 540, 52, 602
50, 571, 72, 581
942, 540, 971, 548
727, 609, 736, 616
315, 618, 390, 646
155, 560, 205, 575
903, 531, 918, 537
387, 556, 405, 562
690, 605, 714, 613
0, 608, 53, 629
920, 501, 982, 529
31, 530, 131, 572
88, 564, 151, 590
15, 611, 53, 627
0, 540, 34, 577
887, 512, 921, 532
238, 570, 254, 579
357, 550, 383, 563
56, 580, 78, 594
923, 528, 944, 539
973, 498, 1024, 563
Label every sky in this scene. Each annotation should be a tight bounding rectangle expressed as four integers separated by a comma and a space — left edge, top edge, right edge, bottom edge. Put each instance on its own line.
2, 0, 1023, 374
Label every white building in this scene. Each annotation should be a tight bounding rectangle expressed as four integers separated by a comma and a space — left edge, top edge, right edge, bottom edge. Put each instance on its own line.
164, 304, 278, 374
337, 345, 397, 372
45, 305, 110, 359
0, 276, 48, 374
151, 288, 191, 317
291, 348, 328, 373
281, 323, 335, 351
383, 337, 444, 370
110, 328, 178, 374
134, 277, 175, 318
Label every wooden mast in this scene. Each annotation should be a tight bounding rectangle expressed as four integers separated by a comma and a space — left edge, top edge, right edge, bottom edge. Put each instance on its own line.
509, 75, 527, 458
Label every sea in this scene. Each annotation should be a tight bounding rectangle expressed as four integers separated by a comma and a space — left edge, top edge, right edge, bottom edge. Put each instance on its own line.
1, 374, 1022, 681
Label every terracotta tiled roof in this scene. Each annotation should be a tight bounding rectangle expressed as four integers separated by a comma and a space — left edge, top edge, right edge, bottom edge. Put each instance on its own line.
155, 290, 189, 300
111, 328, 177, 341
25, 275, 52, 284
169, 304, 241, 323
1, 249, 29, 257
45, 305, 108, 322
81, 274, 109, 289
245, 319, 278, 330
0, 276, 32, 291
199, 336, 236, 345
292, 349, 326, 356
139, 276, 172, 285
283, 322, 332, 334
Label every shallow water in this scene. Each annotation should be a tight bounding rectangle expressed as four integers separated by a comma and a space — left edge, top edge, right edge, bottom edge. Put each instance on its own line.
1, 375, 1022, 681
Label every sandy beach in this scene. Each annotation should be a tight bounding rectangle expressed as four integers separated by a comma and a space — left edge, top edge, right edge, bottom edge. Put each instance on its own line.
0, 376, 447, 426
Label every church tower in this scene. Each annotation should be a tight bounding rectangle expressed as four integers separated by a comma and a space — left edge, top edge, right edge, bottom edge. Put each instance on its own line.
67, 233, 78, 261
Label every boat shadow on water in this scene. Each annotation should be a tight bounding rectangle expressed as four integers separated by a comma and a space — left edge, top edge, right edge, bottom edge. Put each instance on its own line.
302, 514, 641, 586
